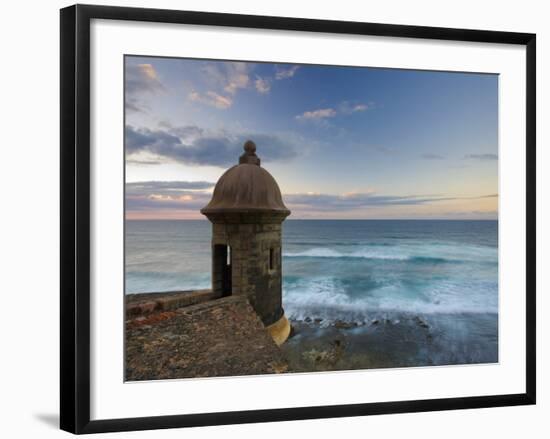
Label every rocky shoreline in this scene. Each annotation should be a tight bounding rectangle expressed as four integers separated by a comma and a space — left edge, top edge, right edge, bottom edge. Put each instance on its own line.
125, 291, 497, 381
283, 311, 497, 372
282, 314, 433, 372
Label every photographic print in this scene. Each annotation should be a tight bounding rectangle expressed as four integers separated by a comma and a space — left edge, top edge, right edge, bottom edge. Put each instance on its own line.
60, 6, 535, 432
124, 56, 498, 381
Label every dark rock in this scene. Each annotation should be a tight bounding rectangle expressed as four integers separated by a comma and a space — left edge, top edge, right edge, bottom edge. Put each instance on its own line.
333, 320, 358, 329
414, 316, 430, 329
304, 317, 312, 323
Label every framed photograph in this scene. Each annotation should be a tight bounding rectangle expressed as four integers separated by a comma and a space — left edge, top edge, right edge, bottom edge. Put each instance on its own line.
60, 4, 536, 434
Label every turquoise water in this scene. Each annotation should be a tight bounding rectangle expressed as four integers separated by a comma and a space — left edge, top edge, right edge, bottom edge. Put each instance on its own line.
126, 220, 498, 317
281, 220, 498, 321
126, 220, 498, 365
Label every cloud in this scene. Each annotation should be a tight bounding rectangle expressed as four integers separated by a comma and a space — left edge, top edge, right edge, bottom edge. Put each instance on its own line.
275, 65, 300, 80
126, 180, 216, 213
296, 108, 337, 121
222, 62, 250, 95
125, 125, 180, 155
284, 192, 456, 210
464, 153, 498, 160
190, 62, 273, 107
126, 158, 164, 165
296, 101, 373, 122
187, 62, 297, 106
125, 125, 299, 167
350, 104, 368, 112
139, 64, 158, 80
126, 181, 497, 218
125, 63, 165, 113
127, 192, 211, 212
285, 191, 499, 212
339, 101, 371, 114
183, 63, 245, 110
168, 125, 204, 140
126, 64, 164, 94
255, 76, 271, 94
243, 63, 299, 90
189, 90, 233, 109
468, 193, 498, 199
199, 61, 251, 99
125, 98, 145, 114
421, 153, 445, 160
127, 181, 215, 193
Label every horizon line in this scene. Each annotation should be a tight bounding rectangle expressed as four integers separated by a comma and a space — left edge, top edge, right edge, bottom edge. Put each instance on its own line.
125, 217, 498, 221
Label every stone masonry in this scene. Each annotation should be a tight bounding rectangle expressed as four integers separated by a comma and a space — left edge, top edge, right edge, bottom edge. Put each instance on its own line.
125, 294, 288, 381
211, 222, 283, 326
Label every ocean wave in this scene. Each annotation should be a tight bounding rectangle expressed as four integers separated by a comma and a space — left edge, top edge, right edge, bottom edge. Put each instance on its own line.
285, 241, 396, 247
284, 299, 498, 323
282, 276, 498, 322
284, 248, 345, 258
283, 249, 446, 263
283, 244, 497, 264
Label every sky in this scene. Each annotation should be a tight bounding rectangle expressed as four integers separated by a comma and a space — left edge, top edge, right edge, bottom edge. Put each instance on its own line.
125, 56, 498, 220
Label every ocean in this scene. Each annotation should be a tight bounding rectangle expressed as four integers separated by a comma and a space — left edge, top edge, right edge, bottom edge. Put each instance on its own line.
126, 219, 498, 366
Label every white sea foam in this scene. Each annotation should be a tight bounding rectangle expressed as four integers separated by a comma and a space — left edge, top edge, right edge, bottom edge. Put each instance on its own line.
125, 221, 499, 327
283, 248, 345, 258
283, 242, 497, 264
282, 276, 498, 322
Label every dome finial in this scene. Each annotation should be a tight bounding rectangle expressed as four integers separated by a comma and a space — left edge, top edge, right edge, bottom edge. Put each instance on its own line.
244, 140, 256, 154
239, 140, 261, 165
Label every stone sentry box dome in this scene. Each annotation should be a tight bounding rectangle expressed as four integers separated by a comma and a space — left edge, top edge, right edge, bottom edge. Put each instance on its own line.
201, 140, 291, 345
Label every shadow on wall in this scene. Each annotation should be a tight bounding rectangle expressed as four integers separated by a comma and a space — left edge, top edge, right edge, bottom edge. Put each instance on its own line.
34, 413, 59, 430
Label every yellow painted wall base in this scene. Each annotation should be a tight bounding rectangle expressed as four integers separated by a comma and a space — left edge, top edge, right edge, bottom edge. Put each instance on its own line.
266, 314, 291, 346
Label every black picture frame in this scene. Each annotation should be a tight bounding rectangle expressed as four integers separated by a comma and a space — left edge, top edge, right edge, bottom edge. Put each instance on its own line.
60, 4, 536, 434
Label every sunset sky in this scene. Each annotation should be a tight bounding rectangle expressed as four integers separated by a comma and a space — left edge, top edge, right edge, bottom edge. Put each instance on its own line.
125, 56, 498, 220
